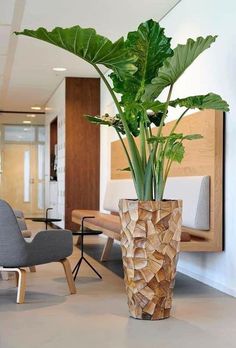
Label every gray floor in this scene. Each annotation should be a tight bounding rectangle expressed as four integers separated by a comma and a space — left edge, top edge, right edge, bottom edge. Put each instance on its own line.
0, 232, 236, 348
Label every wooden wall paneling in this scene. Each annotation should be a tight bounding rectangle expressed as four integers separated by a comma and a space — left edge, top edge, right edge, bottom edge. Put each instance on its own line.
110, 110, 224, 252
65, 77, 100, 230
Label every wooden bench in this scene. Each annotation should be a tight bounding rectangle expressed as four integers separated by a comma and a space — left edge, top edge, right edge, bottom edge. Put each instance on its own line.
72, 176, 211, 260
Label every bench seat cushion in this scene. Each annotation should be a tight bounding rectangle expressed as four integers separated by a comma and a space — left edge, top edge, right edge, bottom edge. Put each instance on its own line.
72, 210, 191, 242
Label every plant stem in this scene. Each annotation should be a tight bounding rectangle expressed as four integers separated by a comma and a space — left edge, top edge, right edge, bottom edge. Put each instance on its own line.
116, 129, 133, 173
156, 84, 173, 138
140, 120, 147, 170
169, 108, 189, 134
153, 85, 173, 200
94, 65, 144, 199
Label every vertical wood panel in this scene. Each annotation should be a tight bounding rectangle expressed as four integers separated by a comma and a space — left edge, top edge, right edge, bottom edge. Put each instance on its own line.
65, 77, 100, 230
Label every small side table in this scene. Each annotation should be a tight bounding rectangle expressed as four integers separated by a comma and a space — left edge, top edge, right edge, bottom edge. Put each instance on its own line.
30, 208, 62, 229
72, 216, 102, 281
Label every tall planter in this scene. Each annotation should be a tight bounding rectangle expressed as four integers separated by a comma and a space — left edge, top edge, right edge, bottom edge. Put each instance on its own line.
119, 199, 182, 320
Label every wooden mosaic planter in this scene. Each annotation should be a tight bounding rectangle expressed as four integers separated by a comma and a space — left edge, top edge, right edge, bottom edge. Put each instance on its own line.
119, 199, 182, 320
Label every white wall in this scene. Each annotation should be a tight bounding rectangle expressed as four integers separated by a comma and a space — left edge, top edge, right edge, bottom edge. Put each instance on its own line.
100, 0, 236, 296
160, 0, 236, 296
45, 79, 66, 228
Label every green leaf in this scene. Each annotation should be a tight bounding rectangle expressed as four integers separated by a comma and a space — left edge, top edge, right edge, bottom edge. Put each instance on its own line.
119, 167, 131, 172
166, 142, 185, 163
15, 26, 137, 79
183, 133, 203, 140
143, 100, 166, 113
169, 93, 229, 111
144, 150, 155, 200
86, 115, 111, 126
110, 19, 173, 103
148, 135, 167, 144
148, 133, 183, 144
86, 114, 125, 134
144, 35, 217, 100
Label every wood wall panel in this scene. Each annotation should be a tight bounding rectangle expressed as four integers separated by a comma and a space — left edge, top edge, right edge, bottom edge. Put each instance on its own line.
65, 77, 100, 230
111, 110, 224, 251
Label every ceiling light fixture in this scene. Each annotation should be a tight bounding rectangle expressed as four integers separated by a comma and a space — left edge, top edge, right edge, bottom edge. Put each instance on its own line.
31, 106, 41, 110
44, 107, 52, 111
23, 120, 31, 124
53, 67, 67, 72
26, 114, 36, 118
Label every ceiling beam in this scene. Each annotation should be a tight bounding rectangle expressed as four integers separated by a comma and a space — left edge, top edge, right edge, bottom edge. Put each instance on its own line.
0, 110, 45, 115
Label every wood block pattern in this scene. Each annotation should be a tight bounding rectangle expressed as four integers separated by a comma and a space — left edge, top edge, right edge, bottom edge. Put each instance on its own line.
119, 199, 182, 320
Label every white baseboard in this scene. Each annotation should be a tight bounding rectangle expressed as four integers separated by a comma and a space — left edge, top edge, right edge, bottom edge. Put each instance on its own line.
178, 265, 236, 297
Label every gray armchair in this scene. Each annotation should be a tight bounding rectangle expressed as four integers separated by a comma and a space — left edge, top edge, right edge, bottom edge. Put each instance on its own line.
0, 199, 76, 303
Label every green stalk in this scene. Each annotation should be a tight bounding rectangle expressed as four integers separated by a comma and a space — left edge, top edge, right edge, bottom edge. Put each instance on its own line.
155, 144, 165, 200
144, 149, 155, 200
115, 129, 134, 175
145, 127, 152, 155
140, 120, 147, 170
156, 85, 173, 138
116, 129, 142, 196
161, 108, 189, 193
94, 65, 144, 199
169, 108, 189, 134
153, 85, 173, 200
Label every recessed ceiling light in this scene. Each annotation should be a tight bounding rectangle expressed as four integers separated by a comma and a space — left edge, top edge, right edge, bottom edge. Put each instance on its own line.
23, 120, 31, 124
26, 114, 36, 118
31, 106, 41, 110
53, 67, 67, 72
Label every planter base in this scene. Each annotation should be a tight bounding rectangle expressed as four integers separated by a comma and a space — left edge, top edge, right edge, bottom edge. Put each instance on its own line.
119, 199, 182, 320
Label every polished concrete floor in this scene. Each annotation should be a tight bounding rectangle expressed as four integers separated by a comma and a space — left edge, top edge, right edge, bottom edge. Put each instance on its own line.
0, 223, 236, 348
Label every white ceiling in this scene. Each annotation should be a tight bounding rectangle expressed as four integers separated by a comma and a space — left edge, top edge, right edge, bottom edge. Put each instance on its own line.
0, 0, 180, 113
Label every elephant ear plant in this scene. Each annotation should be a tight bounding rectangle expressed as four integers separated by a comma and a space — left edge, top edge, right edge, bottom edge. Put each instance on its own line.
16, 19, 229, 321
15, 20, 229, 201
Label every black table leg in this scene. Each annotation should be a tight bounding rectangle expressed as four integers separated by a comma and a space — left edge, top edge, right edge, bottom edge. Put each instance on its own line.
45, 208, 53, 230
72, 216, 102, 281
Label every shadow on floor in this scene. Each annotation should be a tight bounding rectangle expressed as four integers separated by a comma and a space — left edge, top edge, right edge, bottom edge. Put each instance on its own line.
78, 240, 227, 298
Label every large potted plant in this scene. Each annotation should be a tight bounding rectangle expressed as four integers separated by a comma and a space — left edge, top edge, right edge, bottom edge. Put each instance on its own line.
16, 20, 229, 320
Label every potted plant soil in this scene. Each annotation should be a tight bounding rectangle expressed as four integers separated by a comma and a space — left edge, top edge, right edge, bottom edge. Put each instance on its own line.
16, 19, 229, 320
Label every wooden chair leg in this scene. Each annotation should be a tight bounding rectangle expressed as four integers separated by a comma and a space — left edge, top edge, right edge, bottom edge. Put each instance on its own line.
16, 269, 26, 304
60, 258, 76, 294
29, 266, 36, 273
15, 271, 19, 287
100, 237, 114, 261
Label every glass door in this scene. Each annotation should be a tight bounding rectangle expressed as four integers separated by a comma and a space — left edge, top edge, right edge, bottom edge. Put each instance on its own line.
0, 124, 45, 217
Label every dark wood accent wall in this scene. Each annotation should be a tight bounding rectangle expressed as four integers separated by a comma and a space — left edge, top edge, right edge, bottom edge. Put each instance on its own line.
50, 117, 58, 181
65, 77, 100, 230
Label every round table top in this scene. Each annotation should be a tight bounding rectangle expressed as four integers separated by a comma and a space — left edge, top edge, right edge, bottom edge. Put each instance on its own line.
31, 218, 62, 222
73, 230, 102, 236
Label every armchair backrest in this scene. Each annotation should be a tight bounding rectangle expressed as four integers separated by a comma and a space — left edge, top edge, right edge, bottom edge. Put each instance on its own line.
0, 199, 26, 267
13, 209, 28, 231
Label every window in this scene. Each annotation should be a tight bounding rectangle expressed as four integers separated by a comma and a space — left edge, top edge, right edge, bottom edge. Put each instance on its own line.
4, 125, 35, 143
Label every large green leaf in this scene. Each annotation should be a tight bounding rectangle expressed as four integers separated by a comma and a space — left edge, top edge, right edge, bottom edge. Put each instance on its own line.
86, 114, 125, 134
15, 26, 137, 79
144, 35, 217, 100
166, 142, 185, 163
169, 93, 229, 111
110, 19, 173, 103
